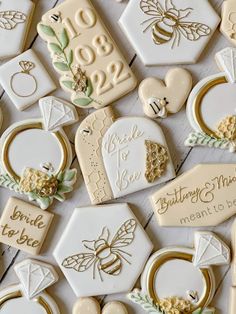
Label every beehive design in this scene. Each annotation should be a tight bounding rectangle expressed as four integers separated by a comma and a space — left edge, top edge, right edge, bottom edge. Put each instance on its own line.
145, 140, 168, 183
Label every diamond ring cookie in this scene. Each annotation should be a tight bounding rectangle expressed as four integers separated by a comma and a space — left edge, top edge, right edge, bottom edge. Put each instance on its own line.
73, 298, 128, 314
0, 49, 56, 111
186, 47, 236, 153
128, 231, 230, 314
151, 164, 236, 227
75, 106, 175, 205
37, 0, 137, 109
0, 0, 35, 60
221, 0, 236, 46
119, 0, 220, 65
139, 68, 192, 119
0, 259, 60, 314
0, 96, 78, 209
53, 203, 153, 297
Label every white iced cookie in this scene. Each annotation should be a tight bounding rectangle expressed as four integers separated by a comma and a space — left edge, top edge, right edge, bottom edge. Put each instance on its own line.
221, 0, 236, 46
37, 0, 137, 109
73, 298, 128, 314
186, 47, 236, 153
53, 203, 153, 297
139, 68, 192, 119
128, 231, 230, 314
0, 259, 60, 314
0, 0, 35, 60
0, 197, 53, 255
230, 219, 236, 314
0, 49, 56, 111
119, 0, 220, 65
151, 164, 236, 227
75, 106, 175, 205
0, 97, 78, 209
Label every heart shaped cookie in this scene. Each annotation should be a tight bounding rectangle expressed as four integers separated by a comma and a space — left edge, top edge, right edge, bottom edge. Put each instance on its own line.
139, 68, 192, 119
73, 298, 128, 314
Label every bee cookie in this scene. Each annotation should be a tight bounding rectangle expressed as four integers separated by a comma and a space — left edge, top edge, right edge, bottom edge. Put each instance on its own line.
0, 0, 35, 60
185, 47, 236, 153
0, 96, 78, 209
53, 203, 153, 297
151, 164, 236, 227
73, 298, 128, 314
37, 0, 137, 109
128, 231, 230, 314
221, 0, 236, 46
119, 0, 220, 66
139, 68, 192, 119
0, 197, 54, 255
75, 106, 175, 205
0, 259, 60, 314
0, 49, 56, 111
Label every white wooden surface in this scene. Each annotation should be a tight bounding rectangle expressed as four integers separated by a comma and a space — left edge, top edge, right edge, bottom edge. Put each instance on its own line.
0, 0, 233, 313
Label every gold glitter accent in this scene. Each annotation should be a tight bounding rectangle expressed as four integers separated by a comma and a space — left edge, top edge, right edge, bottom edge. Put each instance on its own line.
159, 297, 193, 314
145, 140, 168, 183
19, 168, 58, 197
216, 115, 236, 141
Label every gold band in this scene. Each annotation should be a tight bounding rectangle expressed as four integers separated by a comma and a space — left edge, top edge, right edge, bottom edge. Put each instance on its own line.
146, 251, 213, 311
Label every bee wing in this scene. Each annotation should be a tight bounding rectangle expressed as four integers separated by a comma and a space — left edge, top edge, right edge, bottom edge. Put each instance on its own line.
0, 11, 26, 30
140, 0, 164, 18
111, 219, 137, 248
178, 22, 211, 41
62, 253, 95, 272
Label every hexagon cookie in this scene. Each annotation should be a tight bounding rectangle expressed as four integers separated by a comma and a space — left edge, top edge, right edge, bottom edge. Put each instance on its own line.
53, 203, 153, 297
119, 0, 220, 65
0, 0, 35, 60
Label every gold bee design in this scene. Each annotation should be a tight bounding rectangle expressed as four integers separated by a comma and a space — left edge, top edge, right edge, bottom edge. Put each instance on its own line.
62, 219, 137, 281
0, 9, 26, 30
140, 0, 211, 48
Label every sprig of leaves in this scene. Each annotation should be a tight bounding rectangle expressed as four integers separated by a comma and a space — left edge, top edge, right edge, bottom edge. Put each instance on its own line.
127, 291, 165, 314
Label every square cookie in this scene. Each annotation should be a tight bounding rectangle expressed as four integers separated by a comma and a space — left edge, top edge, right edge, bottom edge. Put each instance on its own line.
0, 197, 54, 255
0, 49, 56, 111
0, 0, 35, 60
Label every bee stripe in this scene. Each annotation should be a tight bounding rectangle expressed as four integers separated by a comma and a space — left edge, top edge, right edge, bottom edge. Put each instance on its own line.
100, 255, 121, 275
152, 23, 173, 45
100, 256, 119, 270
154, 25, 172, 37
96, 244, 109, 255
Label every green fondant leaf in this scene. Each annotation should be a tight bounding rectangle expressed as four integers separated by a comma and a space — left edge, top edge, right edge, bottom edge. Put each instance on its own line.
60, 28, 69, 49
57, 184, 73, 194
53, 62, 70, 71
67, 49, 73, 66
73, 97, 92, 107
49, 43, 63, 54
193, 309, 202, 314
85, 79, 93, 97
38, 24, 55, 37
63, 169, 77, 182
62, 80, 74, 90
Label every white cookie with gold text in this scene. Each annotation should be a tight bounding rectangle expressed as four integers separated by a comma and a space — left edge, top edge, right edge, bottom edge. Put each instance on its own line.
75, 106, 175, 204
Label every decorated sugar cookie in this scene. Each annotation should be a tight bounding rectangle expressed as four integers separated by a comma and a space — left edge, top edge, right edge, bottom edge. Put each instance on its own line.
0, 197, 54, 255
0, 49, 56, 111
75, 107, 175, 205
230, 219, 236, 313
151, 164, 236, 227
73, 298, 128, 314
0, 259, 60, 314
0, 0, 35, 60
221, 0, 236, 46
53, 203, 153, 297
185, 47, 236, 152
128, 231, 230, 314
139, 68, 192, 119
0, 106, 3, 131
37, 0, 137, 109
119, 0, 220, 65
0, 96, 78, 209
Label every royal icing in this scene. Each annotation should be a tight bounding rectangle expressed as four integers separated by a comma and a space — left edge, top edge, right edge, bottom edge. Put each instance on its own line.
0, 98, 78, 209
221, 0, 236, 46
0, 0, 35, 60
53, 203, 153, 297
128, 231, 230, 314
75, 106, 175, 205
73, 298, 128, 314
37, 0, 137, 109
139, 68, 192, 119
119, 0, 220, 65
0, 49, 56, 111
